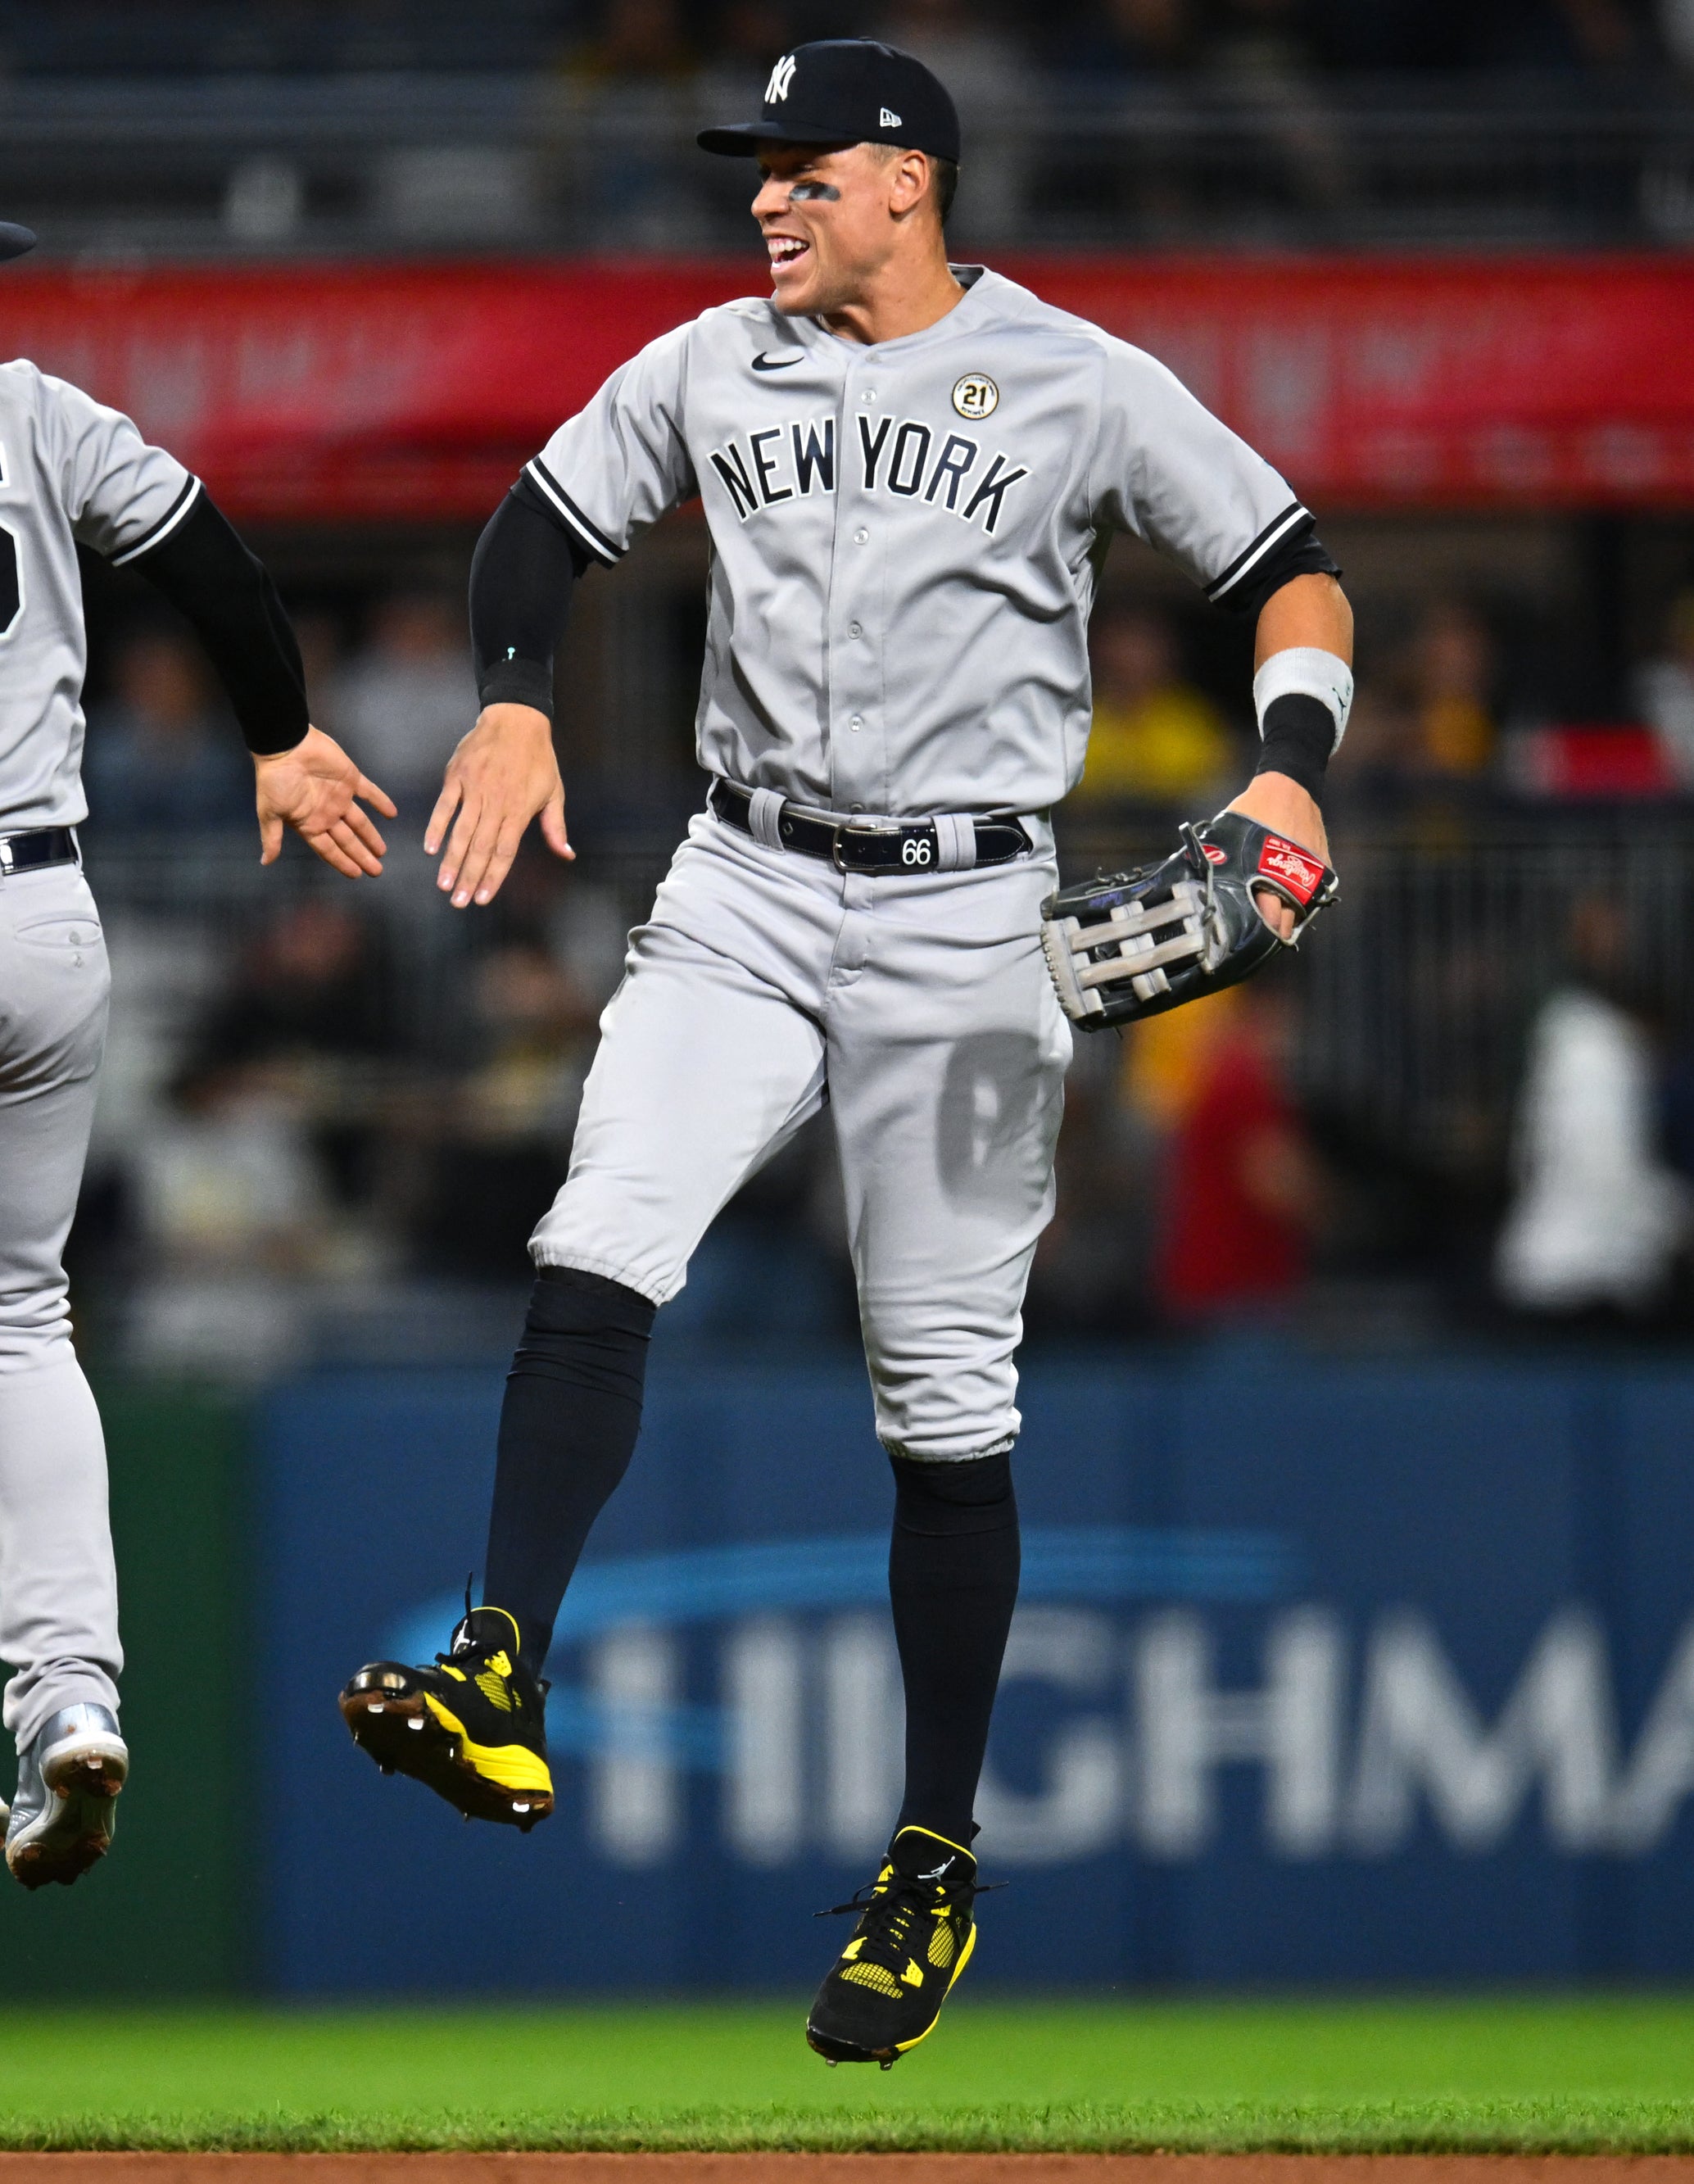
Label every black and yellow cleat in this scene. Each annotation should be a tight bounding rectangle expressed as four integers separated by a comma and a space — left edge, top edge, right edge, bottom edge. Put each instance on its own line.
338, 1605, 553, 1831
805, 1825, 980, 2067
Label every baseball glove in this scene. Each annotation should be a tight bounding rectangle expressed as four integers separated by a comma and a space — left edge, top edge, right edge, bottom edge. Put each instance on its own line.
1040, 809, 1338, 1031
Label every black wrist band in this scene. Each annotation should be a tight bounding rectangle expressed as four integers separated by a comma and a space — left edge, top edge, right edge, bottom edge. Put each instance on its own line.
477, 658, 556, 720
1253, 691, 1335, 804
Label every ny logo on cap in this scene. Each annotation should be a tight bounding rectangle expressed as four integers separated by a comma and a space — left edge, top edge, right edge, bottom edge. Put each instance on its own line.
765, 53, 797, 102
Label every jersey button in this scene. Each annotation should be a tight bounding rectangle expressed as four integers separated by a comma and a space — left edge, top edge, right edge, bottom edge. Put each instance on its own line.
853, 528, 868, 546
859, 388, 878, 403
849, 714, 863, 730
849, 620, 863, 638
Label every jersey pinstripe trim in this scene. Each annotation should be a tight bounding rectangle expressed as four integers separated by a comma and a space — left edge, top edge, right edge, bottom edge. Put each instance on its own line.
110, 474, 203, 567
1204, 501, 1311, 610
524, 457, 623, 567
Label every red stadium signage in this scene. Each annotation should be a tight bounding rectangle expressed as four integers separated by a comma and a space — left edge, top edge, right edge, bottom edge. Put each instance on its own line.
4, 255, 1694, 521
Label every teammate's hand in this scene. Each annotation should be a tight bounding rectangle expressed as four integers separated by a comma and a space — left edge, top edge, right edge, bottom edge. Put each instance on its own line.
254, 725, 396, 879
428, 702, 573, 908
1225, 772, 1330, 941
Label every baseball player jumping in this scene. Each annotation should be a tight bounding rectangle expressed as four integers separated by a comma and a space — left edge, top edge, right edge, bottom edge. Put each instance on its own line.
341, 40, 1352, 2062
0, 222, 394, 1888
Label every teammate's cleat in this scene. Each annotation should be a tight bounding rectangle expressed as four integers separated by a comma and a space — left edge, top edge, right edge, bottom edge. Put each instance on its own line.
805, 1825, 981, 2066
4, 1704, 129, 1890
339, 1605, 553, 1830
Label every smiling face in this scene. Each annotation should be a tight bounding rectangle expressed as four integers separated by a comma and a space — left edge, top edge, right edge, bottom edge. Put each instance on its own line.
753, 139, 940, 321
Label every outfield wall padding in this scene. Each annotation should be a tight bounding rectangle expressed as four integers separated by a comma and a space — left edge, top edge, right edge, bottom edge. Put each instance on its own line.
0, 1385, 249, 1994
258, 1348, 1694, 1994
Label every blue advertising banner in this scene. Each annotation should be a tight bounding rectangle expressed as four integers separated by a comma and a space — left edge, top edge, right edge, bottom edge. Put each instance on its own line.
260, 1352, 1694, 1994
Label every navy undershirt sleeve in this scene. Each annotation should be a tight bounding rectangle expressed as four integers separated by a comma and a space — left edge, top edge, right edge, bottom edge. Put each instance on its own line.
126, 492, 310, 756
469, 478, 592, 723
1227, 532, 1342, 622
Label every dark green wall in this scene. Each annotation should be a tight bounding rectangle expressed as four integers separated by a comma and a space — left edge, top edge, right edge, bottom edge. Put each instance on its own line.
0, 1384, 250, 1992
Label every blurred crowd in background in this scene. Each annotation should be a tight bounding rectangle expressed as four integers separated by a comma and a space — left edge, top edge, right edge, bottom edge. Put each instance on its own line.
6, 0, 1694, 83
61, 513, 1694, 1377
6, 0, 1694, 257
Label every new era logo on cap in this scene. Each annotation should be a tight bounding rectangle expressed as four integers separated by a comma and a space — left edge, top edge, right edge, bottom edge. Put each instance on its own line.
765, 53, 797, 102
880, 106, 901, 125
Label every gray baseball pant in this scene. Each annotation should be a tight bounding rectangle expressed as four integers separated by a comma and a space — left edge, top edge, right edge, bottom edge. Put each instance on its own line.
531, 809, 1071, 1461
0, 859, 120, 1753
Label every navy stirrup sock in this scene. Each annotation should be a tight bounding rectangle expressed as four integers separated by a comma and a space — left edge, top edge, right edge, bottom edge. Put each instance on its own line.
483, 1266, 655, 1677
887, 1445, 1020, 1849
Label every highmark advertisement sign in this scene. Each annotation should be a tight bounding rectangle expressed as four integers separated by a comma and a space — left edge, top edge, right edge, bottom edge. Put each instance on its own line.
261, 1357, 1694, 1993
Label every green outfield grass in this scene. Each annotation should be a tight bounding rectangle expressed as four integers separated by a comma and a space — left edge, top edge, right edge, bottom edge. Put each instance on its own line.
0, 1995, 1691, 2152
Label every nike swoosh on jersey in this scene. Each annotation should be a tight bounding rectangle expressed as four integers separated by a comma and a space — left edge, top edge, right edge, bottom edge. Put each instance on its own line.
751, 351, 806, 372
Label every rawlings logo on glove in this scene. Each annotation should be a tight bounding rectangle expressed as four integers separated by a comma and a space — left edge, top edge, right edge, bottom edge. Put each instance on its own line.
1257, 836, 1325, 904
1040, 809, 1338, 1031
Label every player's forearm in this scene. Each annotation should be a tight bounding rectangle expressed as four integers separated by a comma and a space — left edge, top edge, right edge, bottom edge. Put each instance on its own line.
469, 483, 590, 722
1254, 571, 1352, 670
125, 493, 310, 756
1250, 573, 1354, 803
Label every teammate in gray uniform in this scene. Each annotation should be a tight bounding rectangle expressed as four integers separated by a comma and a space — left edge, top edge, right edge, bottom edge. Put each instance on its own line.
0, 220, 395, 1889
340, 42, 1353, 2059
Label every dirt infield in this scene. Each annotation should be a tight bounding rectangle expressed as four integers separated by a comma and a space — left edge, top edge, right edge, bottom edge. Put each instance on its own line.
1, 2161, 1692, 2184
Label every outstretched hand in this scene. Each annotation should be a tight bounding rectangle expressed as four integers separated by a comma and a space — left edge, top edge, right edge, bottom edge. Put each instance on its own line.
255, 725, 396, 878
428, 701, 573, 908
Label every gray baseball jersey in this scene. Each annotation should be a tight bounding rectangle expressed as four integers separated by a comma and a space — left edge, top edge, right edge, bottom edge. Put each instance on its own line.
0, 360, 201, 829
527, 265, 1308, 818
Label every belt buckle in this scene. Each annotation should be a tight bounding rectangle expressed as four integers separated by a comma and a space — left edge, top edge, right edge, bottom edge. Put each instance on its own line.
0, 836, 13, 877
830, 817, 899, 874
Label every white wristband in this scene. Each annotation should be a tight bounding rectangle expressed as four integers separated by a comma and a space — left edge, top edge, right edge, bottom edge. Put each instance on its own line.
1252, 647, 1354, 754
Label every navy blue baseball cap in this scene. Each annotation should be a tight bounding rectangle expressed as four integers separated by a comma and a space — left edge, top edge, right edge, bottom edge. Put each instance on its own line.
698, 39, 960, 164
0, 224, 36, 261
